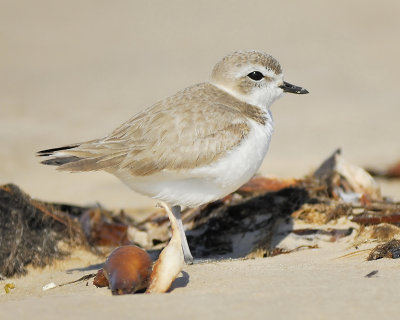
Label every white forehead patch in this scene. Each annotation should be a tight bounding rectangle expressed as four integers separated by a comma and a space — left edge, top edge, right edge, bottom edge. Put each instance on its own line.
234, 64, 278, 79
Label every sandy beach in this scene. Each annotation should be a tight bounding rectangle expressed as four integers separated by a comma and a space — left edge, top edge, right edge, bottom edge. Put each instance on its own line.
2, 239, 400, 320
1, 0, 400, 318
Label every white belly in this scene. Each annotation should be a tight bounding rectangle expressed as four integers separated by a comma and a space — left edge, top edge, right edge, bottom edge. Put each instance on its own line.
113, 115, 274, 207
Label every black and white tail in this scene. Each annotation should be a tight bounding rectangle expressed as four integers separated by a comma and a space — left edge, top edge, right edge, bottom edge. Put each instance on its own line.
37, 141, 125, 172
37, 145, 82, 166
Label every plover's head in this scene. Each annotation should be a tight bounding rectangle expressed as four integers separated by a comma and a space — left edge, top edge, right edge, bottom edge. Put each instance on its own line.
211, 50, 308, 109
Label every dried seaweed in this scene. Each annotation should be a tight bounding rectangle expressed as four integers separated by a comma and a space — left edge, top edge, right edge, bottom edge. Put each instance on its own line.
186, 187, 310, 258
0, 183, 138, 277
270, 245, 319, 256
367, 239, 400, 260
291, 228, 353, 241
0, 184, 86, 277
58, 273, 97, 287
367, 161, 400, 179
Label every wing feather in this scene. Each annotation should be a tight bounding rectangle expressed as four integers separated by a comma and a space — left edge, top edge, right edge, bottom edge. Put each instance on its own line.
44, 83, 262, 175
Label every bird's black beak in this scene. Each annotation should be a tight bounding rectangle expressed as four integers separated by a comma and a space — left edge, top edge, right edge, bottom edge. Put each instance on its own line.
279, 81, 309, 94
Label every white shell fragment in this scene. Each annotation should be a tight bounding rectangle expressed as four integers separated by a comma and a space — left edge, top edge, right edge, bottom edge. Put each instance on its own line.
314, 149, 381, 203
146, 202, 184, 294
42, 282, 57, 291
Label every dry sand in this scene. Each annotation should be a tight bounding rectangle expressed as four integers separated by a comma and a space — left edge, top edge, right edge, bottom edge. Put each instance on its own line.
1, 0, 400, 319
2, 241, 399, 320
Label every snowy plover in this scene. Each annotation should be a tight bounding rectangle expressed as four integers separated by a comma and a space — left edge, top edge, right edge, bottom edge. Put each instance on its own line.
38, 50, 308, 263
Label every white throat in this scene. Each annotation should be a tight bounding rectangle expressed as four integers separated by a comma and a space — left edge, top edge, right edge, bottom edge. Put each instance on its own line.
211, 82, 282, 110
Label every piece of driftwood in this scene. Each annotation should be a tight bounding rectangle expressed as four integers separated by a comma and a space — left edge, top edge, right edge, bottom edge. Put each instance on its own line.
351, 210, 400, 225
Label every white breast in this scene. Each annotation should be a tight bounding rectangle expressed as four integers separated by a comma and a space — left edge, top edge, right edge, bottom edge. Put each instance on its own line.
114, 112, 274, 208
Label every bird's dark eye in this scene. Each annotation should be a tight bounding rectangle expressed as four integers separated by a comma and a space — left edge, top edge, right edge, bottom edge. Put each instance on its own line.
247, 71, 264, 81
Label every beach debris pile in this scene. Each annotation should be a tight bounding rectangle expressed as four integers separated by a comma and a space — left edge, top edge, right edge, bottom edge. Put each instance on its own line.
178, 149, 399, 259
1, 149, 400, 290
